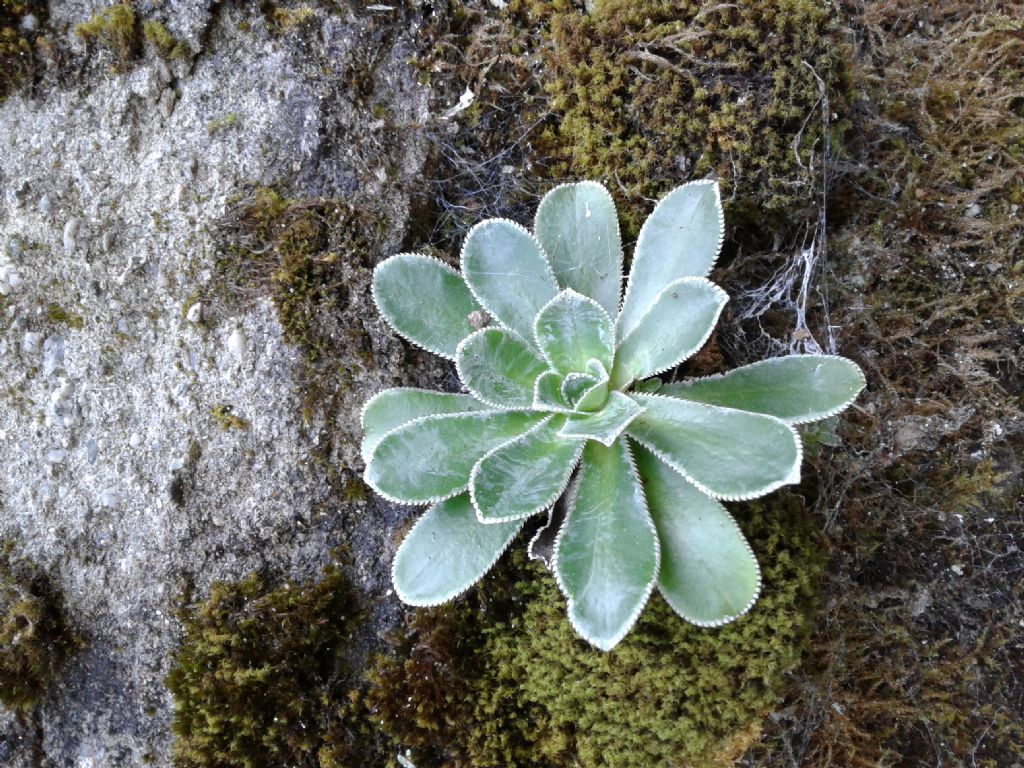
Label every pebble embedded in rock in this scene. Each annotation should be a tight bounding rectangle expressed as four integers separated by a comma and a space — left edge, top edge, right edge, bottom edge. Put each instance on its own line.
102, 231, 116, 252
99, 488, 119, 508
228, 327, 247, 361
47, 449, 67, 464
128, 433, 142, 449
38, 193, 51, 215
43, 335, 65, 377
186, 302, 202, 323
22, 331, 43, 353
64, 219, 81, 252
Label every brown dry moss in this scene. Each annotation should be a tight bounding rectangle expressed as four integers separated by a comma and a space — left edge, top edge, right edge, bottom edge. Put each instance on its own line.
74, 3, 139, 71
0, 0, 47, 100
0, 546, 79, 712
166, 566, 362, 768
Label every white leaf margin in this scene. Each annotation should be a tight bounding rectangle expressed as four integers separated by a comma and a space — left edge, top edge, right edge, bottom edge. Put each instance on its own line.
625, 393, 804, 502
551, 437, 661, 651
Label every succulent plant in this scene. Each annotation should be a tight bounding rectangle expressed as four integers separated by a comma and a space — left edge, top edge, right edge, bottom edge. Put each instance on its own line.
364, 180, 864, 650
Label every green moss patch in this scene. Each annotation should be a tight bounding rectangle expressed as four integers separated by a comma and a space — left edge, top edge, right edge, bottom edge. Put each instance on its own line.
0, 545, 80, 712
74, 3, 139, 71
166, 566, 360, 768
364, 496, 824, 768
514, 0, 847, 241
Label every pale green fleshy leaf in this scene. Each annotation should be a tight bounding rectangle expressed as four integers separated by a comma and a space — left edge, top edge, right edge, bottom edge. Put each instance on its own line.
372, 253, 481, 359
632, 377, 663, 394
561, 372, 598, 405
365, 411, 543, 504
573, 358, 610, 412
361, 389, 490, 462
618, 181, 724, 341
533, 371, 574, 413
634, 446, 761, 625
554, 438, 658, 651
460, 219, 559, 345
660, 354, 866, 424
533, 289, 615, 375
534, 181, 622, 319
392, 493, 523, 606
456, 328, 549, 409
611, 277, 727, 390
471, 417, 584, 523
626, 394, 801, 501
558, 391, 643, 447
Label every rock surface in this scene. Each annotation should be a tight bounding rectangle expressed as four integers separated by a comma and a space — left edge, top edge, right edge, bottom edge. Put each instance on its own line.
0, 2, 433, 764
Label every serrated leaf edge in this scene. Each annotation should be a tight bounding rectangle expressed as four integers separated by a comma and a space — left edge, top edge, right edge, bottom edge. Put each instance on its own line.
391, 505, 526, 607
359, 387, 489, 462
534, 181, 624, 318
646, 454, 764, 626
532, 287, 617, 374
664, 354, 867, 425
551, 438, 661, 651
469, 416, 586, 524
614, 276, 728, 389
557, 395, 644, 447
458, 218, 559, 341
454, 327, 546, 411
626, 393, 804, 501
363, 410, 535, 506
371, 252, 478, 361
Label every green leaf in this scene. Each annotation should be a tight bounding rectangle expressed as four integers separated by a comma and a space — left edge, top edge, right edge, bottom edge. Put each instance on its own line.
533, 371, 574, 413
561, 371, 598, 405
618, 181, 724, 341
573, 359, 611, 412
660, 354, 866, 424
365, 410, 543, 504
627, 394, 802, 500
558, 391, 643, 446
611, 277, 728, 390
634, 446, 761, 626
554, 438, 658, 651
361, 388, 489, 461
456, 328, 549, 409
534, 181, 622, 319
372, 253, 481, 359
392, 493, 523, 606
460, 219, 559, 345
471, 417, 585, 523
534, 289, 615, 375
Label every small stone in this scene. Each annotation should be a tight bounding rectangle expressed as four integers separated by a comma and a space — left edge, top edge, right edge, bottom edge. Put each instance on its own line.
186, 302, 203, 323
85, 438, 99, 464
43, 335, 65, 377
46, 449, 67, 464
7, 236, 22, 260
20, 13, 38, 32
5, 271, 21, 289
6, 179, 30, 207
22, 331, 43, 353
38, 193, 51, 215
50, 380, 74, 404
965, 203, 982, 218
99, 488, 118, 508
228, 327, 247, 361
102, 231, 116, 252
467, 310, 491, 329
128, 433, 142, 448
64, 218, 81, 252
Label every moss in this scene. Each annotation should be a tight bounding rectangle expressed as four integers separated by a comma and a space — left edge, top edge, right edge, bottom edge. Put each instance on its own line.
74, 3, 139, 71
210, 404, 249, 431
206, 113, 240, 135
142, 19, 189, 61
166, 565, 360, 768
0, 545, 80, 712
0, 0, 47, 101
363, 495, 824, 767
512, 0, 848, 242
214, 187, 380, 364
44, 302, 85, 330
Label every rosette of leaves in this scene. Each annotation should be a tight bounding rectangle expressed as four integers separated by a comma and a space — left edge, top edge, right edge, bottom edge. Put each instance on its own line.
364, 180, 864, 650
